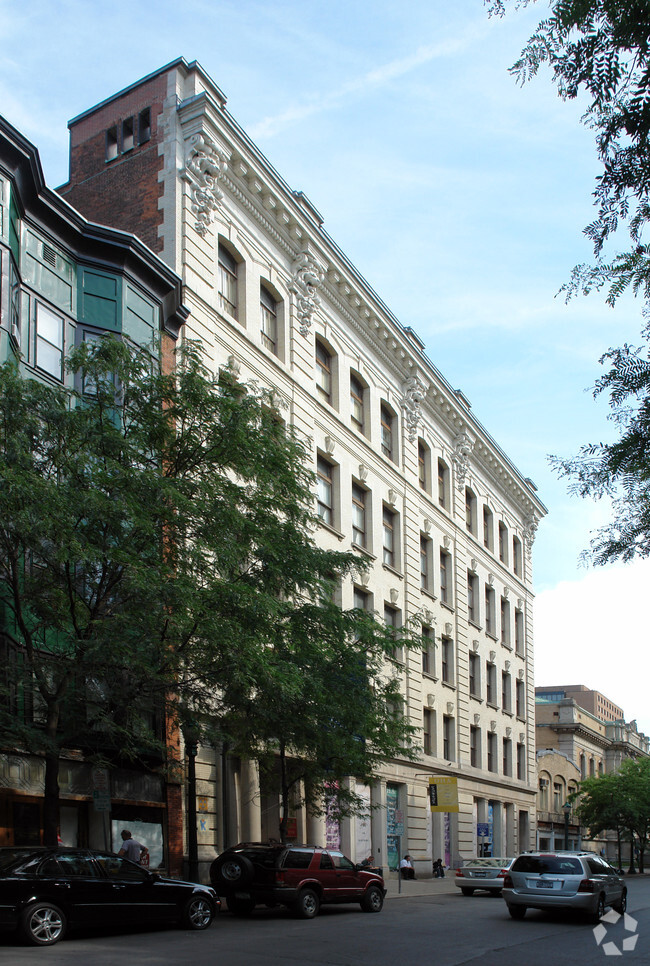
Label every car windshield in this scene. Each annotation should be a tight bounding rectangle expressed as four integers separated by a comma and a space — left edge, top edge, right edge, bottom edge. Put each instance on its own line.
462, 858, 510, 868
513, 856, 582, 874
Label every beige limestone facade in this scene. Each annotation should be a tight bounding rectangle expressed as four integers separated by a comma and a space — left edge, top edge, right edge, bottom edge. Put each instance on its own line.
61, 58, 546, 879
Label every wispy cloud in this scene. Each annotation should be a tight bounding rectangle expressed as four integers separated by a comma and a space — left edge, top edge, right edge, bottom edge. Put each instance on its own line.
249, 25, 484, 140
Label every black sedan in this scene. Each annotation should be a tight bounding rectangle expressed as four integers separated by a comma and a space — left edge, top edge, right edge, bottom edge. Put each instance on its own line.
0, 847, 219, 946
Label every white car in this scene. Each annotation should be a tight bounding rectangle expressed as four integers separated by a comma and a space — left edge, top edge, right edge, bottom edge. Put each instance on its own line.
454, 857, 516, 896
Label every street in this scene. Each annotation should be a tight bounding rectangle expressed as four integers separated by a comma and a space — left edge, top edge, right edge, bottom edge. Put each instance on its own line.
2, 876, 649, 965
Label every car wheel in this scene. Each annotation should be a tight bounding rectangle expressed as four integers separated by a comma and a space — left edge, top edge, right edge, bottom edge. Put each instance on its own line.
20, 902, 67, 946
508, 905, 526, 920
460, 887, 474, 896
210, 853, 254, 889
613, 890, 627, 915
295, 888, 320, 919
360, 886, 384, 913
182, 895, 214, 930
591, 893, 606, 924
227, 895, 256, 916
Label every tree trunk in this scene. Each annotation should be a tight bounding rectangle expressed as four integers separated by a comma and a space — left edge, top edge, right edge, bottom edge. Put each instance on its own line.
42, 706, 61, 847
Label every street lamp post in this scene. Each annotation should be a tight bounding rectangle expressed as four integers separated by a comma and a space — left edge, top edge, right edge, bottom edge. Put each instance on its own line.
563, 801, 571, 850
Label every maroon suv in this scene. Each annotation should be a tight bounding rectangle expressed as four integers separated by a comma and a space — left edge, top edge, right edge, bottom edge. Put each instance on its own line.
210, 843, 386, 918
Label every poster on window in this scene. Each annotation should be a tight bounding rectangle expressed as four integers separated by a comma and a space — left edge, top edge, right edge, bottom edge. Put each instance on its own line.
354, 783, 371, 862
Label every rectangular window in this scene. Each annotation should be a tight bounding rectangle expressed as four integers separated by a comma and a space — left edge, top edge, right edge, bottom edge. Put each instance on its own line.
440, 550, 451, 605
485, 586, 496, 637
218, 245, 238, 318
106, 125, 118, 161
470, 726, 480, 767
441, 636, 453, 685
465, 488, 477, 534
9, 259, 21, 342
487, 732, 497, 772
315, 341, 332, 404
380, 404, 393, 460
443, 715, 454, 761
420, 535, 432, 592
500, 597, 511, 646
486, 662, 497, 706
422, 626, 435, 677
513, 536, 523, 577
121, 116, 134, 153
418, 440, 427, 490
384, 604, 402, 662
517, 742, 526, 780
352, 484, 367, 548
35, 302, 64, 380
438, 459, 449, 509
515, 608, 525, 655
503, 738, 512, 776
502, 671, 511, 712
353, 587, 371, 611
350, 374, 364, 432
382, 506, 397, 568
469, 652, 480, 697
423, 708, 433, 755
516, 679, 525, 718
260, 284, 278, 353
467, 571, 479, 625
317, 457, 334, 526
138, 107, 151, 144
483, 506, 493, 551
499, 522, 508, 564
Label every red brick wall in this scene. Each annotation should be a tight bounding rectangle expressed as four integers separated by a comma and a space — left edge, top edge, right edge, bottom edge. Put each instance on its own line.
60, 73, 168, 254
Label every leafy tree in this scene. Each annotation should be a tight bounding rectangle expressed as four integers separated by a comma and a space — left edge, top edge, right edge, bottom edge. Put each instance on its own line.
574, 757, 650, 870
487, 1, 650, 563
0, 336, 417, 846
223, 596, 420, 843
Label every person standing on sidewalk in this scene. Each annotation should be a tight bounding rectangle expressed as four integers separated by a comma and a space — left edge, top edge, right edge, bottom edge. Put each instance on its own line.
117, 829, 148, 865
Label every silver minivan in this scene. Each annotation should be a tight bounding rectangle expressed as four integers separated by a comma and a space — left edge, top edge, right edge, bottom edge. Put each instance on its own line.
502, 851, 626, 922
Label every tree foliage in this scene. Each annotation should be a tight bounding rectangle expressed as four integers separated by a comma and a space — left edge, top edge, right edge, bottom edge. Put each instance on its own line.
488, 1, 650, 563
0, 336, 417, 845
575, 756, 650, 870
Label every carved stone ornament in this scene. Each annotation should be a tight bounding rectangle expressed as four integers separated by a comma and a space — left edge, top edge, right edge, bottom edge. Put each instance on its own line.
490, 720, 497, 732
506, 727, 512, 738
523, 516, 539, 558
388, 488, 398, 507
421, 607, 433, 624
452, 431, 475, 490
487, 573, 495, 586
489, 650, 496, 663
520, 732, 526, 743
358, 463, 369, 482
324, 435, 335, 454
290, 252, 325, 336
389, 588, 399, 605
473, 714, 481, 726
423, 517, 432, 534
358, 569, 370, 588
446, 702, 455, 715
505, 660, 511, 672
427, 694, 436, 707
444, 622, 453, 637
184, 133, 229, 237
443, 535, 451, 549
518, 669, 525, 680
225, 355, 241, 377
401, 374, 427, 442
471, 639, 480, 653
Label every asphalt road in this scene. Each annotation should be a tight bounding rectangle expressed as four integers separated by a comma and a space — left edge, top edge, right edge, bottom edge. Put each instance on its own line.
2, 877, 649, 965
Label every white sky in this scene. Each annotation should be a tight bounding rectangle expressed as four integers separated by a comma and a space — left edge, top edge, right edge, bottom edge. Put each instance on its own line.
2, 0, 648, 731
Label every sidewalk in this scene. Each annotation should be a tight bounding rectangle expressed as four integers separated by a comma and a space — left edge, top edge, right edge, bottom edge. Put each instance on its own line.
384, 872, 457, 899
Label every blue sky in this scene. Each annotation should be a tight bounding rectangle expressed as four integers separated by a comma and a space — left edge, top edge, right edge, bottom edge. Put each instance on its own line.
2, 0, 648, 731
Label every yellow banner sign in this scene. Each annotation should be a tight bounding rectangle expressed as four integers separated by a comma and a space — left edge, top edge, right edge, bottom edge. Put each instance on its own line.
428, 776, 459, 812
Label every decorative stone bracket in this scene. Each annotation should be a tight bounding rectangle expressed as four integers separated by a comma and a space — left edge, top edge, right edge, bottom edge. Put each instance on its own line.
183, 133, 229, 237
452, 431, 475, 490
401, 374, 428, 442
290, 252, 325, 336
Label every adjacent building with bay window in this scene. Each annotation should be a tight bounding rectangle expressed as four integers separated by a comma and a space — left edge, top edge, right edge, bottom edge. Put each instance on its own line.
0, 115, 187, 870
58, 58, 546, 877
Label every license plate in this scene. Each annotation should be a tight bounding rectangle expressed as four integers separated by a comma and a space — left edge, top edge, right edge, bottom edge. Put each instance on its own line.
536, 880, 554, 889
474, 872, 486, 878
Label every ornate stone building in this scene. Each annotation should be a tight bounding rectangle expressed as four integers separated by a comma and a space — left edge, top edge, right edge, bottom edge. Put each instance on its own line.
59, 57, 546, 878
535, 686, 650, 862
0, 114, 186, 866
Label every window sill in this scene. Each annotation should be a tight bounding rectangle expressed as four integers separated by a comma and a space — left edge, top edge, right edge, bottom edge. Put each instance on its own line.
317, 520, 345, 541
469, 693, 483, 703
502, 709, 514, 718
468, 620, 482, 631
382, 563, 403, 579
440, 600, 454, 613
501, 641, 513, 650
423, 672, 438, 683
486, 701, 499, 711
442, 681, 456, 691
486, 631, 498, 642
421, 588, 437, 602
516, 715, 527, 723
351, 543, 376, 560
